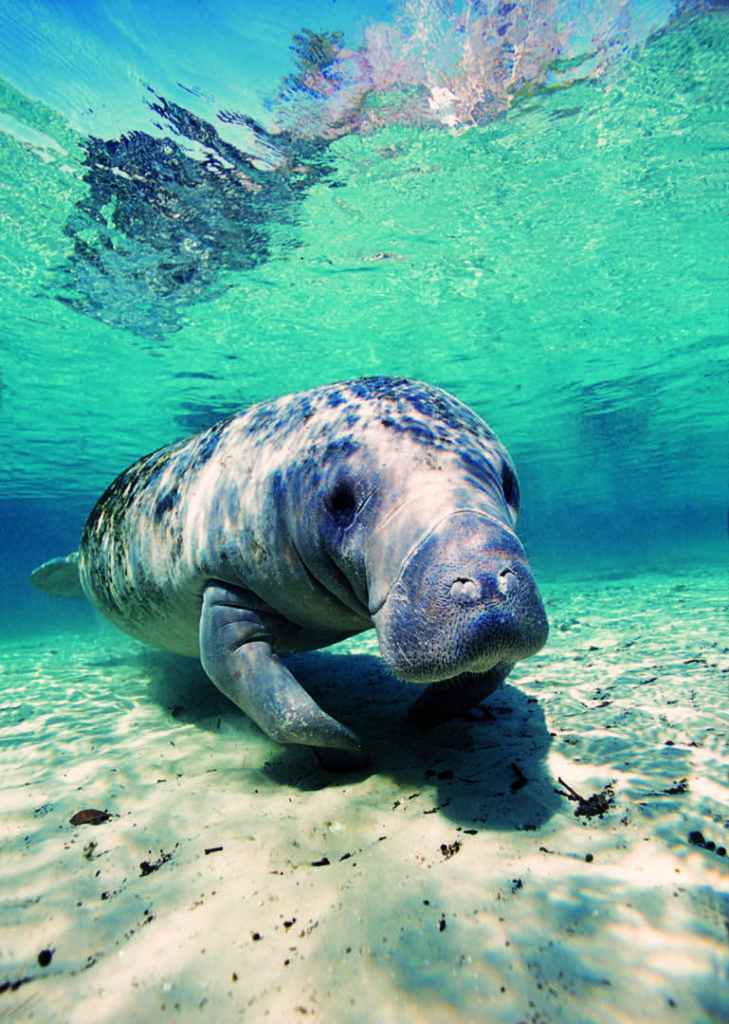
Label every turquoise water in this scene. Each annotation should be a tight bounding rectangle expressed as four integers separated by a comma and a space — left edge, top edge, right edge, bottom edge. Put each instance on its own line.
1, 4, 728, 1020
1, 2, 727, 639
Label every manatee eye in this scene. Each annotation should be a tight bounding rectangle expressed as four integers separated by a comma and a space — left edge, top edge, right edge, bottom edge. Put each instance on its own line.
328, 479, 357, 527
501, 463, 520, 512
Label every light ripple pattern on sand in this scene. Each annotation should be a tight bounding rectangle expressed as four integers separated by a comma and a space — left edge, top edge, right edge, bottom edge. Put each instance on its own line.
0, 569, 727, 1023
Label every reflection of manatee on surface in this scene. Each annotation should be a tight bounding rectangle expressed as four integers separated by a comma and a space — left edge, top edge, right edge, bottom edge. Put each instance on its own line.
52, 10, 637, 340
55, 93, 332, 337
31, 377, 548, 771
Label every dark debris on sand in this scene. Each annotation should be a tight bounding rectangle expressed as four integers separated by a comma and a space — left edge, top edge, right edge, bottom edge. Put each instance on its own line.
557, 777, 615, 818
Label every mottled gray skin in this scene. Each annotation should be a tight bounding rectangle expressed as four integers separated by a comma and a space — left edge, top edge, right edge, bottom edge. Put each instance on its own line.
32, 377, 548, 770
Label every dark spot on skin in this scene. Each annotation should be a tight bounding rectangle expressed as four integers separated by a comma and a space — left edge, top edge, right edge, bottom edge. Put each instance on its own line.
242, 404, 278, 437
399, 415, 438, 445
169, 533, 183, 564
328, 480, 357, 527
319, 439, 358, 464
271, 470, 286, 505
190, 420, 228, 468
501, 463, 520, 509
458, 446, 508, 497
154, 487, 179, 522
83, 450, 169, 548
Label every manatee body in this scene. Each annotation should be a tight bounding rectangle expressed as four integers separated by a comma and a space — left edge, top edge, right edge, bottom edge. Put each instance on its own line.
31, 377, 548, 770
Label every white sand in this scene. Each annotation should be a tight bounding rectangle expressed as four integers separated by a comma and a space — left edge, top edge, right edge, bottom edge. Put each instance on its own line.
1, 569, 727, 1022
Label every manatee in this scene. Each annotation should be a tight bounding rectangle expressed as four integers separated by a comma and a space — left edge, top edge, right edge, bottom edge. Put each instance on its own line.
30, 377, 548, 770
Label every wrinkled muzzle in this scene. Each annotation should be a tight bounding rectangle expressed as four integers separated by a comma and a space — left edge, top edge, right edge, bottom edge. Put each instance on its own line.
371, 510, 548, 683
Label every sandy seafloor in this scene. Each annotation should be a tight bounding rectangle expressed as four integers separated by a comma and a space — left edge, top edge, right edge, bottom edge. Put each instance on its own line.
1, 568, 727, 1023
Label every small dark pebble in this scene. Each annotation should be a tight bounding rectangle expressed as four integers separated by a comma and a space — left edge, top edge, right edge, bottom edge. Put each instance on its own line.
585, 853, 594, 863
311, 857, 330, 867
689, 830, 726, 855
69, 809, 111, 826
439, 918, 446, 932
139, 850, 174, 876
251, 932, 262, 941
37, 949, 53, 968
0, 977, 32, 994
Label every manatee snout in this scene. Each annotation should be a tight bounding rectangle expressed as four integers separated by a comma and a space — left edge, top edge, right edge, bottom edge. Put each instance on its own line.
373, 511, 548, 684
449, 561, 520, 606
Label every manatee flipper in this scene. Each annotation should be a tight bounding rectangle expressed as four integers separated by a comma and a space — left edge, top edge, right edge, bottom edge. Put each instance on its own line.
199, 583, 368, 772
29, 552, 85, 598
407, 662, 513, 728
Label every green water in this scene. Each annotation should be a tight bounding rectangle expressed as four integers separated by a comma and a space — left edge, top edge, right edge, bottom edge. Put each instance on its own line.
1, 7, 728, 1019
0, 6, 727, 634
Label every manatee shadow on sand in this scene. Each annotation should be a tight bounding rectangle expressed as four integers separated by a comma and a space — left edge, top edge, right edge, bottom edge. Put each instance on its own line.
141, 646, 559, 832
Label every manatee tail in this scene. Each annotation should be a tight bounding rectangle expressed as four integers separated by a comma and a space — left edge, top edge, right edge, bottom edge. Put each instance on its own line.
29, 552, 85, 599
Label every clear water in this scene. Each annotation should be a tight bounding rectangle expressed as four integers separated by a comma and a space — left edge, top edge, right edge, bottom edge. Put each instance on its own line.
1, 3, 728, 1019
1, 0, 727, 640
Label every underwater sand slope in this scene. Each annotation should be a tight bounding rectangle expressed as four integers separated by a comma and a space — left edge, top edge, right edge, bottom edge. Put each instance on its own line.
1, 570, 727, 1022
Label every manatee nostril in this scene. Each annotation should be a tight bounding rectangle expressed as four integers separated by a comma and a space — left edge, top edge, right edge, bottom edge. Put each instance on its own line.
497, 566, 515, 594
450, 577, 480, 604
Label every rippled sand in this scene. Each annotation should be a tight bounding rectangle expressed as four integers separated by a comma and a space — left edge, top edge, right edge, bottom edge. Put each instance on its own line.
1, 569, 727, 1022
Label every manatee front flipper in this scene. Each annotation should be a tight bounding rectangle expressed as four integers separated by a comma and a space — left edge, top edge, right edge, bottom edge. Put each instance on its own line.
199, 583, 369, 772
407, 662, 513, 728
